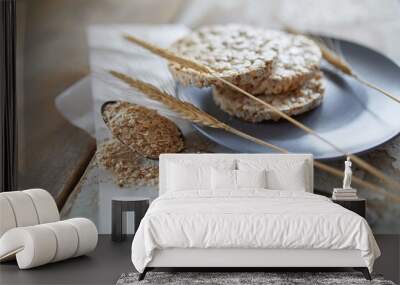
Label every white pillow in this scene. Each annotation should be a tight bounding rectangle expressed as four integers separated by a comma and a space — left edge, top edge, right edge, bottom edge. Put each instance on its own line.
212, 168, 236, 190
211, 169, 267, 191
167, 163, 211, 191
236, 169, 267, 189
237, 159, 308, 191
267, 168, 306, 191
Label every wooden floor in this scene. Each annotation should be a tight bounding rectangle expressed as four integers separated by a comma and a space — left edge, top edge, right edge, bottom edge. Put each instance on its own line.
0, 235, 398, 285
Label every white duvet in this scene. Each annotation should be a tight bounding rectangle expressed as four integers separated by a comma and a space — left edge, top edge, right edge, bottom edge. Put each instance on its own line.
131, 190, 380, 272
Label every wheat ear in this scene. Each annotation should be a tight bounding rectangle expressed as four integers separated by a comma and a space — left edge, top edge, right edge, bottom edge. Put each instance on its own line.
109, 70, 284, 153
109, 70, 400, 202
285, 26, 400, 104
123, 34, 400, 193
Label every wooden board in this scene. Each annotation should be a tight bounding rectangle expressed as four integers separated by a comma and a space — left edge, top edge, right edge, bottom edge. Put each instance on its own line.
15, 0, 184, 208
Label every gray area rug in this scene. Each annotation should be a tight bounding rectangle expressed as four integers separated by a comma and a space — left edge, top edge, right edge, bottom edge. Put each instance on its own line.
116, 272, 396, 285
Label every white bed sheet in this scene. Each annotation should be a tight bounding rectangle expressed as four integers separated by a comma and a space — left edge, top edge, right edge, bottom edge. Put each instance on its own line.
131, 190, 380, 273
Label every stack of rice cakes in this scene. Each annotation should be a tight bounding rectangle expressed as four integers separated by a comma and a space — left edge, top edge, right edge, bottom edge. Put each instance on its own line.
169, 24, 324, 122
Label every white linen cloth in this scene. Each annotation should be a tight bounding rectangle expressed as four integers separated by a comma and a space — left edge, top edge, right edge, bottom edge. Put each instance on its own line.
131, 190, 380, 273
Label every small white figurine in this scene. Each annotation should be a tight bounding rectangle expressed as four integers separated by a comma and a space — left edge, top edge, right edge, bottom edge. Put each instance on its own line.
343, 156, 352, 189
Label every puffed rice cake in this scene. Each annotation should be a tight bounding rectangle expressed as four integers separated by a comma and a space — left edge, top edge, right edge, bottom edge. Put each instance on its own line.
253, 30, 322, 95
102, 101, 184, 159
169, 26, 321, 95
169, 24, 277, 91
212, 73, 324, 122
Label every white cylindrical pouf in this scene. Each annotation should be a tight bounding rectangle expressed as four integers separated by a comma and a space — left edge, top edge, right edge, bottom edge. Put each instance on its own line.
0, 217, 97, 269
42, 221, 79, 262
64, 218, 98, 257
0, 196, 17, 237
23, 189, 60, 224
0, 226, 57, 269
1, 192, 39, 227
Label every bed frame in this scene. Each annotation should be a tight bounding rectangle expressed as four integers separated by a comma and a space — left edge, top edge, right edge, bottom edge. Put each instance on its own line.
139, 154, 371, 280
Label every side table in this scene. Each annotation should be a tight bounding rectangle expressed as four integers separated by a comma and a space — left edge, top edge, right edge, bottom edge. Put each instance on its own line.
112, 197, 150, 242
331, 198, 366, 218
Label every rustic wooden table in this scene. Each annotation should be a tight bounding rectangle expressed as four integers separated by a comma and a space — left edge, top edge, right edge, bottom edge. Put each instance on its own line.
16, 0, 184, 208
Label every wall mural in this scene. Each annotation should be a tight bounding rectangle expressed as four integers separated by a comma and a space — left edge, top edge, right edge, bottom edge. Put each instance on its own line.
58, 24, 400, 235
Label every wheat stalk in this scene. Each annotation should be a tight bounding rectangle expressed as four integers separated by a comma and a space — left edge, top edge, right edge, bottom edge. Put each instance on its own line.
123, 34, 400, 193
285, 26, 400, 104
109, 70, 400, 203
124, 34, 211, 74
110, 70, 285, 154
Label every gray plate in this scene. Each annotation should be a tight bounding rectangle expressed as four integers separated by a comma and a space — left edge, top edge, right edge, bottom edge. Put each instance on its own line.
178, 37, 400, 160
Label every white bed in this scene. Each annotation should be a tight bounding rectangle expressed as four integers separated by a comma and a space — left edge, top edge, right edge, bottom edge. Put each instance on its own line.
131, 154, 380, 280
